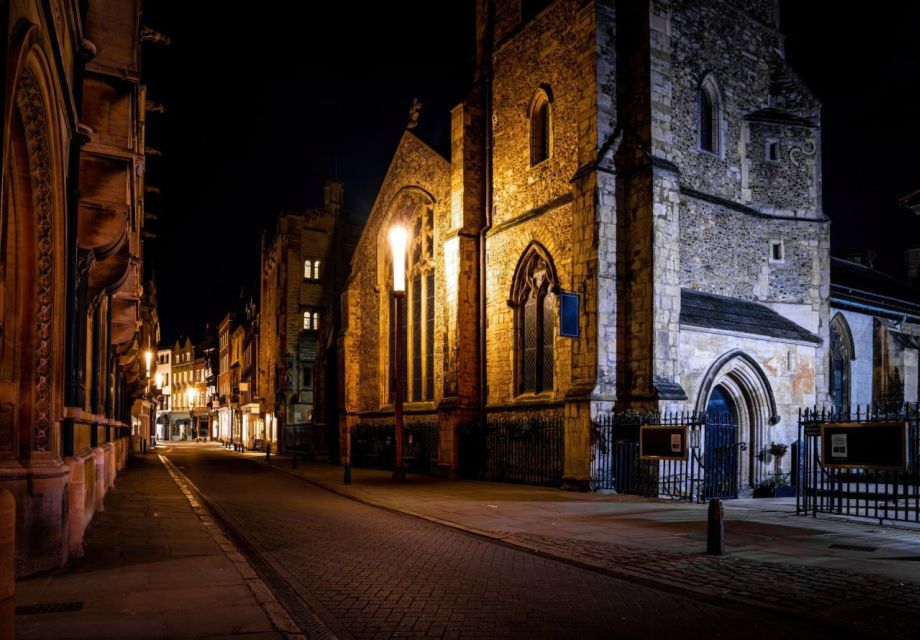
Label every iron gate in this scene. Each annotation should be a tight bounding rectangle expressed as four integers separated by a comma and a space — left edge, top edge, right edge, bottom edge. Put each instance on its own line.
797, 404, 920, 523
591, 411, 741, 502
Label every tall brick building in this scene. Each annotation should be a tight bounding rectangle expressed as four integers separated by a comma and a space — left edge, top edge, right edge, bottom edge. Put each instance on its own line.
341, 0, 829, 492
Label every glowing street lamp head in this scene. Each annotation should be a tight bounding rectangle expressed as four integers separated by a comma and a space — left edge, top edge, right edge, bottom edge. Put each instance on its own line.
186, 386, 196, 407
388, 225, 408, 295
155, 372, 163, 389
144, 349, 153, 373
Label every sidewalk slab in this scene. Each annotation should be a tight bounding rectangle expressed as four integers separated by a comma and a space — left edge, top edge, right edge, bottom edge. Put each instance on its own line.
14, 454, 294, 640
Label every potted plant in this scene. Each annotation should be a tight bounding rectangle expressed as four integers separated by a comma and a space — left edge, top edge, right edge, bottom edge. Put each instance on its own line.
754, 442, 794, 497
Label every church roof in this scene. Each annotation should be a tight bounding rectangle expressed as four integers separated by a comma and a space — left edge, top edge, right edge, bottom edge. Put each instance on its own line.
830, 257, 920, 320
680, 289, 822, 344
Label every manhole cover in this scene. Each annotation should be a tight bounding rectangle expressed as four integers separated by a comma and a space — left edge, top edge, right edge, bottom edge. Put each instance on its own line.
16, 601, 84, 615
829, 543, 878, 552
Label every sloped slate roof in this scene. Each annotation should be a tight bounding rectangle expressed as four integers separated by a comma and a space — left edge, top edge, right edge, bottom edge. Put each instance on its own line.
680, 289, 822, 344
831, 257, 920, 318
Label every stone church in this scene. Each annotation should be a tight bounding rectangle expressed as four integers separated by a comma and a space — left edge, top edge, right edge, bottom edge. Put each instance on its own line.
338, 0, 828, 491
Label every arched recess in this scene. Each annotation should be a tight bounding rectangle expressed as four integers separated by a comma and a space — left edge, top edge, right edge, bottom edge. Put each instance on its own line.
1, 32, 68, 457
697, 72, 724, 156
694, 349, 780, 489
376, 186, 437, 405
829, 313, 855, 409
527, 85, 553, 166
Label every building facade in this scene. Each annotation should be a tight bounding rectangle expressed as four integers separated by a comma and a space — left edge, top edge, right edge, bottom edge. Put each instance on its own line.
341, 0, 828, 491
258, 181, 347, 452
0, 0, 158, 576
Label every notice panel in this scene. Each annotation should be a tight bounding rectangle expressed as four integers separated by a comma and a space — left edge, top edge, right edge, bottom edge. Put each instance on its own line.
820, 422, 906, 470
640, 425, 688, 461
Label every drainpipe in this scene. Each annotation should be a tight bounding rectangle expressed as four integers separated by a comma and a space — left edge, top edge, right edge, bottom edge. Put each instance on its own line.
479, 0, 494, 428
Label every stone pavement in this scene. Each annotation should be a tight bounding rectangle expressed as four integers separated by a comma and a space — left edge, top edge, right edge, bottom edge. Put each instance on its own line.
240, 448, 920, 639
13, 453, 307, 640
163, 443, 835, 640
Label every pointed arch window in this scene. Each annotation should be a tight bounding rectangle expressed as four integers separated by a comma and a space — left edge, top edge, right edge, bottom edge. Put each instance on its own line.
389, 204, 435, 403
511, 245, 557, 394
529, 88, 552, 166
698, 75, 722, 155
829, 314, 854, 409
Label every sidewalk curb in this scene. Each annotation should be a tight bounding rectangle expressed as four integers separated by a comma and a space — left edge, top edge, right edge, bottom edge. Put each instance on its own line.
158, 454, 314, 640
244, 452, 882, 640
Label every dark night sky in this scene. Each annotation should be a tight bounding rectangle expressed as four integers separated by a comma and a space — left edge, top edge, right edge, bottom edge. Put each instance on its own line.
142, 2, 920, 346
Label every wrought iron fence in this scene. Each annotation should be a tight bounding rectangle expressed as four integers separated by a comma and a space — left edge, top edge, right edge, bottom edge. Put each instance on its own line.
797, 403, 920, 523
350, 422, 439, 475
284, 423, 327, 459
457, 415, 564, 487
590, 411, 739, 502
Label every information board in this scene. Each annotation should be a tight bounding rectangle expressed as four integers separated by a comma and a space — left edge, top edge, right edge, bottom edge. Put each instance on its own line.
640, 424, 688, 461
820, 422, 907, 470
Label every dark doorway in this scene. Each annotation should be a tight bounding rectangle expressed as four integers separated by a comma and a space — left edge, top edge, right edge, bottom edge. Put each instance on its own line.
703, 385, 739, 499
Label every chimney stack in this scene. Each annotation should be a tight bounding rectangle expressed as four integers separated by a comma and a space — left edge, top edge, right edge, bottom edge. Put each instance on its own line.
324, 179, 344, 216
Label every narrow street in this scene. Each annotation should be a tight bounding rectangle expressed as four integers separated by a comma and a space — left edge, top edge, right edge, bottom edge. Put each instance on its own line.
162, 443, 834, 639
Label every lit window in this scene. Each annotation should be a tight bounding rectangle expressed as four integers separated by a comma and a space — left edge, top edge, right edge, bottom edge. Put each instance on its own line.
313, 260, 321, 280
304, 260, 312, 279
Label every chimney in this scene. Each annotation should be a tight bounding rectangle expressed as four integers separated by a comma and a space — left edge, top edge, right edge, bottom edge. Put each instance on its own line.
323, 179, 344, 216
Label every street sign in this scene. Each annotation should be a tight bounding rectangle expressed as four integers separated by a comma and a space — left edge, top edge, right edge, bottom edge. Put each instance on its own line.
640, 424, 689, 461
820, 421, 907, 470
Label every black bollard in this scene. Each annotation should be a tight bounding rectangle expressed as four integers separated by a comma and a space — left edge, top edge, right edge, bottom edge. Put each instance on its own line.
265, 442, 271, 464
707, 498, 724, 555
344, 462, 351, 485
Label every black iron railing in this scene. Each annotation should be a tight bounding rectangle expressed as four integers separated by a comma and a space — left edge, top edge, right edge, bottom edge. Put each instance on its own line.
590, 411, 739, 502
284, 423, 327, 459
457, 415, 564, 487
351, 422, 439, 475
797, 403, 920, 523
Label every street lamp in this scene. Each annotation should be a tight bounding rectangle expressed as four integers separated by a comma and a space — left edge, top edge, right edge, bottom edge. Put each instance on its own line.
187, 386, 196, 442
389, 224, 408, 482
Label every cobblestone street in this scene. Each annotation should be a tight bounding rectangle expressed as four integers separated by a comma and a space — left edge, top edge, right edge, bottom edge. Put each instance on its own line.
163, 444, 841, 639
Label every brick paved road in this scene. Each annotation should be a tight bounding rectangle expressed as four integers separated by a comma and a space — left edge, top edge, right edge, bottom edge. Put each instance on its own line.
164, 445, 842, 640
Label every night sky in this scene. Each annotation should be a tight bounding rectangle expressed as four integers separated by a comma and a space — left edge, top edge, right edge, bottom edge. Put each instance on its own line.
142, 2, 920, 346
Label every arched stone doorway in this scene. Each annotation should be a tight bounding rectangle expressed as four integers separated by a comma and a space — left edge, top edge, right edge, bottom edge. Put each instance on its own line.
695, 350, 780, 493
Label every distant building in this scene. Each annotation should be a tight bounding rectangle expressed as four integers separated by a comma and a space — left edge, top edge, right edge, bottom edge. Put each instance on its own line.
169, 337, 196, 438
217, 313, 235, 442
258, 180, 352, 452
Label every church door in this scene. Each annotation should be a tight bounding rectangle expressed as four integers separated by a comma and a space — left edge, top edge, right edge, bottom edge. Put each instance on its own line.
703, 386, 740, 499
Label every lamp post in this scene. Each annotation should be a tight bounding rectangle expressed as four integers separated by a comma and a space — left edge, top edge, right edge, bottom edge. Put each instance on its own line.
389, 224, 408, 482
186, 386, 196, 443
143, 350, 153, 452
154, 372, 163, 448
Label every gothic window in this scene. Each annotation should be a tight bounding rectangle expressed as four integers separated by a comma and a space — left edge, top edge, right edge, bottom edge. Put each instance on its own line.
530, 88, 552, 166
511, 244, 558, 395
698, 75, 722, 155
389, 204, 435, 403
829, 314, 854, 409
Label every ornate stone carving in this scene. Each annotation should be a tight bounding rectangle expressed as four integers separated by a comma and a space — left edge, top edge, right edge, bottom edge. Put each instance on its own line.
17, 68, 55, 453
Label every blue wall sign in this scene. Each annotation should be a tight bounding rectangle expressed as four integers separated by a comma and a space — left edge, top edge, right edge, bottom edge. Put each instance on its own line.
559, 292, 579, 338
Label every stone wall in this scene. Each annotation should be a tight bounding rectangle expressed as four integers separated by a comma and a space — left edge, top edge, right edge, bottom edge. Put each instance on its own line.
344, 133, 450, 417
